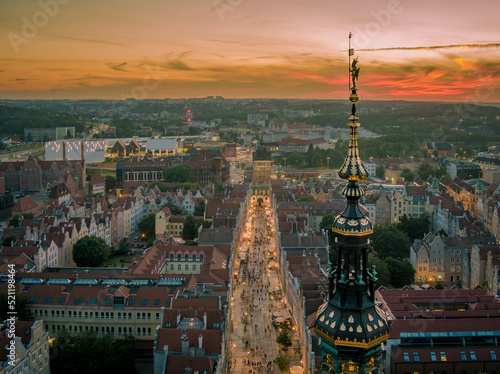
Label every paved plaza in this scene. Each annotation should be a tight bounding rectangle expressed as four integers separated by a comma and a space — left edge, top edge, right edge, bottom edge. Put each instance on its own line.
228, 202, 302, 373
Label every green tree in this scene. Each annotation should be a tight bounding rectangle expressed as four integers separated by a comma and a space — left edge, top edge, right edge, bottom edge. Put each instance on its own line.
400, 168, 414, 183
297, 196, 315, 202
138, 213, 156, 240
2, 234, 19, 246
182, 214, 197, 240
396, 212, 431, 242
163, 164, 196, 183
8, 212, 34, 228
310, 153, 323, 167
118, 238, 129, 254
275, 355, 288, 371
385, 257, 415, 288
149, 181, 168, 192
196, 220, 211, 230
319, 214, 336, 233
72, 236, 111, 267
188, 126, 201, 135
436, 228, 448, 237
104, 175, 116, 193
276, 329, 292, 352
371, 225, 411, 259
417, 163, 435, 181
0, 292, 34, 321
50, 330, 137, 374
193, 200, 205, 216
86, 169, 97, 181
367, 256, 390, 288
376, 165, 385, 179
165, 202, 183, 215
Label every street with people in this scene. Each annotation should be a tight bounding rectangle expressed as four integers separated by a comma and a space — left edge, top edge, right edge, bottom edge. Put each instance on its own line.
228, 200, 293, 373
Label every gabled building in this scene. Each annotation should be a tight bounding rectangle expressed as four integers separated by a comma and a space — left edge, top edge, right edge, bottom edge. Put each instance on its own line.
0, 320, 50, 374
89, 172, 106, 195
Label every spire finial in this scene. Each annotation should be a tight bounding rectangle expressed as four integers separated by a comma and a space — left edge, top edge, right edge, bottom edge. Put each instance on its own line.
338, 33, 367, 182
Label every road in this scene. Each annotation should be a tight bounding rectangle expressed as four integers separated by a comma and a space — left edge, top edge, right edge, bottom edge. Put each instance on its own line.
228, 201, 302, 373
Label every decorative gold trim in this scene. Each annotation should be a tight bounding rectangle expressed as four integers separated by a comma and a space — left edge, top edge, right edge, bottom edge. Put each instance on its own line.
332, 227, 373, 236
314, 328, 389, 349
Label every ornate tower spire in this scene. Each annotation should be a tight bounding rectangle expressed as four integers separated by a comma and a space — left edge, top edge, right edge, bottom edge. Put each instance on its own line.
314, 33, 389, 374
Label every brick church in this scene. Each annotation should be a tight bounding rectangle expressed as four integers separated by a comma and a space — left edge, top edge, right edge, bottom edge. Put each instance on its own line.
0, 155, 85, 192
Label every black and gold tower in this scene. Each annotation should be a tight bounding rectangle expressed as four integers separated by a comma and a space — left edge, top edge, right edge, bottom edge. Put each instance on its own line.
314, 34, 389, 374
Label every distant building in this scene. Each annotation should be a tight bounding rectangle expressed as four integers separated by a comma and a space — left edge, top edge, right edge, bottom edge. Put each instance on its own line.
424, 142, 456, 157
24, 126, 75, 142
187, 149, 230, 186
116, 160, 169, 188
247, 113, 268, 126
362, 159, 377, 176
277, 137, 328, 153
446, 159, 482, 179
89, 173, 106, 195
45, 140, 108, 164
0, 155, 85, 191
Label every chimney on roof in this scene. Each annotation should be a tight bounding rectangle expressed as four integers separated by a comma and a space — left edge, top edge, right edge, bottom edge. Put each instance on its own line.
181, 332, 189, 355
203, 312, 207, 330
177, 311, 181, 326
198, 334, 203, 349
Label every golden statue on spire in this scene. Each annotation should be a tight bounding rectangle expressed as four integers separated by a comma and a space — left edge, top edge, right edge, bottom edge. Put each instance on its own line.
350, 57, 360, 90
348, 33, 360, 91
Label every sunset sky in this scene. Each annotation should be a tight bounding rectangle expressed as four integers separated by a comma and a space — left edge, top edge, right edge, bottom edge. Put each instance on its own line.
1, 0, 499, 101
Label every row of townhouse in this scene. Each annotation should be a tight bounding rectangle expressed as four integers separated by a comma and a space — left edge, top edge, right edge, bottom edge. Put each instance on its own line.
360, 175, 484, 229
363, 185, 428, 226
2, 183, 155, 269
476, 182, 500, 238
410, 232, 500, 292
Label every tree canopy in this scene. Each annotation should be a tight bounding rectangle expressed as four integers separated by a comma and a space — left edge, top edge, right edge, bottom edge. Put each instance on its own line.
8, 212, 34, 228
320, 214, 335, 233
396, 212, 431, 242
163, 164, 196, 183
138, 213, 156, 240
376, 165, 385, 179
182, 215, 197, 241
371, 225, 411, 259
276, 329, 292, 352
297, 196, 315, 202
50, 329, 137, 374
2, 234, 19, 246
384, 257, 415, 288
193, 200, 205, 216
104, 175, 116, 192
196, 220, 211, 230
417, 163, 448, 181
400, 168, 415, 183
367, 256, 390, 288
72, 236, 111, 267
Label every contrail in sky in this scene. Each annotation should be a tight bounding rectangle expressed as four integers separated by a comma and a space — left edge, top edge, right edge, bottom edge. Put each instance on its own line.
356, 43, 500, 52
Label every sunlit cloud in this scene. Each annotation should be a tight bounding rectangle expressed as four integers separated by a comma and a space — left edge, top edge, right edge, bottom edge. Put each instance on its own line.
0, 0, 499, 100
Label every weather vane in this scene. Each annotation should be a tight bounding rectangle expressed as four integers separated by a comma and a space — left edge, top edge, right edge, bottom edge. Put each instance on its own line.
348, 32, 360, 91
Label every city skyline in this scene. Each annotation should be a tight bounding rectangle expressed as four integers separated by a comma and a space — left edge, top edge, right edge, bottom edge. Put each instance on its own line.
1, 0, 500, 101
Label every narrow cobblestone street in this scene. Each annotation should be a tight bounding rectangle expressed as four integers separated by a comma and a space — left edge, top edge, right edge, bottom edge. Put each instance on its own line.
228, 201, 302, 373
